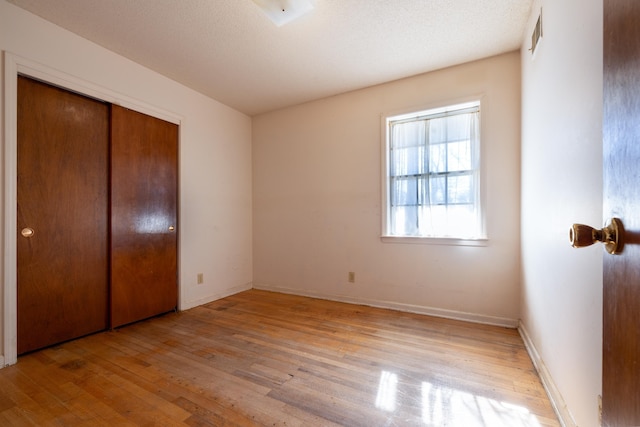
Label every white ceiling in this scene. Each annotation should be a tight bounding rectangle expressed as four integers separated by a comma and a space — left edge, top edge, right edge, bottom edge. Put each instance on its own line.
7, 0, 533, 116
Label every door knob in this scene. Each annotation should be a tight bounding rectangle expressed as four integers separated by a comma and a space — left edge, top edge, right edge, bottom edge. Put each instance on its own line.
570, 218, 622, 254
20, 227, 34, 238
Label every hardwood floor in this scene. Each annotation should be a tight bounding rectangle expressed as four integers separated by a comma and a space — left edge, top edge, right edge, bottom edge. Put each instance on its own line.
0, 290, 560, 426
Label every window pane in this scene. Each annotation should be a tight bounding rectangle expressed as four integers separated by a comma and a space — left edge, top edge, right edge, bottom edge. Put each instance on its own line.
446, 204, 477, 237
447, 175, 473, 204
390, 177, 417, 206
391, 205, 418, 236
447, 140, 471, 172
428, 176, 446, 205
418, 205, 447, 236
428, 117, 447, 143
429, 143, 446, 173
391, 121, 425, 149
446, 114, 471, 142
391, 146, 422, 176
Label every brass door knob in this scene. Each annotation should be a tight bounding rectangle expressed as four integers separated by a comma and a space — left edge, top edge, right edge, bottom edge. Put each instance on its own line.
570, 218, 623, 254
21, 227, 35, 238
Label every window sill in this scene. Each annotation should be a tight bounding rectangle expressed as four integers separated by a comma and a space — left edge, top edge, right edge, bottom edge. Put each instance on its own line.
380, 235, 489, 247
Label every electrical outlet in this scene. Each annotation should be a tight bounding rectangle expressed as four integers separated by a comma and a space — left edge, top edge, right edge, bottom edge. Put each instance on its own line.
197, 273, 204, 284
348, 272, 355, 283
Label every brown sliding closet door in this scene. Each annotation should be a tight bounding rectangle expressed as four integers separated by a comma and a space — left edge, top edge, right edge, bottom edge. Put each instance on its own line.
17, 76, 109, 354
110, 105, 178, 328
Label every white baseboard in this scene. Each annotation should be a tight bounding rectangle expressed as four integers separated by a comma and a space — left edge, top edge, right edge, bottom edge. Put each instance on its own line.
252, 283, 518, 328
518, 322, 576, 427
183, 282, 253, 310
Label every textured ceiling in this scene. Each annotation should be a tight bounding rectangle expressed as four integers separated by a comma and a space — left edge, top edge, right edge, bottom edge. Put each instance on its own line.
7, 0, 533, 116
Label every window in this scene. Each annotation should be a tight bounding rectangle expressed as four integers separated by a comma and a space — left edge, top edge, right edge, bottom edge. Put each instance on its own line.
383, 101, 484, 241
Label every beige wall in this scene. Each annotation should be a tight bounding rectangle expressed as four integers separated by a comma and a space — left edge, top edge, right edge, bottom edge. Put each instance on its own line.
0, 1, 253, 365
253, 52, 522, 325
520, 0, 603, 426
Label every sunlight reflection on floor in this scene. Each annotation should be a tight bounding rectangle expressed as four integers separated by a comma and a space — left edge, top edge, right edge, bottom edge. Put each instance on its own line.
375, 371, 543, 427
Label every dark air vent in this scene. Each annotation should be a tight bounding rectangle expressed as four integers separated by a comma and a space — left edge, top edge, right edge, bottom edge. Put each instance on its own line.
531, 11, 543, 55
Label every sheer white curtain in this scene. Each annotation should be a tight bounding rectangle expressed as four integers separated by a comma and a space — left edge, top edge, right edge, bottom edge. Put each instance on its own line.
389, 109, 480, 238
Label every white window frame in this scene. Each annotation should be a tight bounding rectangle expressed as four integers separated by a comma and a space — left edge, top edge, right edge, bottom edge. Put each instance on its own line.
380, 98, 487, 246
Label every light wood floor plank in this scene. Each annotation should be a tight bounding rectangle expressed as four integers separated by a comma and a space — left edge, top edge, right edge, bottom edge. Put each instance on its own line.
0, 289, 559, 426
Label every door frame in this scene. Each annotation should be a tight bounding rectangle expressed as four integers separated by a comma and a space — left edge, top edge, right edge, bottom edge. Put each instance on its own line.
2, 51, 183, 366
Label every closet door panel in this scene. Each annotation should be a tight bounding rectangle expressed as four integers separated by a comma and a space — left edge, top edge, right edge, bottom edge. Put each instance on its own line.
110, 105, 178, 328
17, 76, 109, 354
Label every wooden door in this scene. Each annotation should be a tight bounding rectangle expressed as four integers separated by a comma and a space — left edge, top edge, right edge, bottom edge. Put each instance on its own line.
602, 0, 640, 425
17, 76, 109, 354
110, 105, 178, 328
